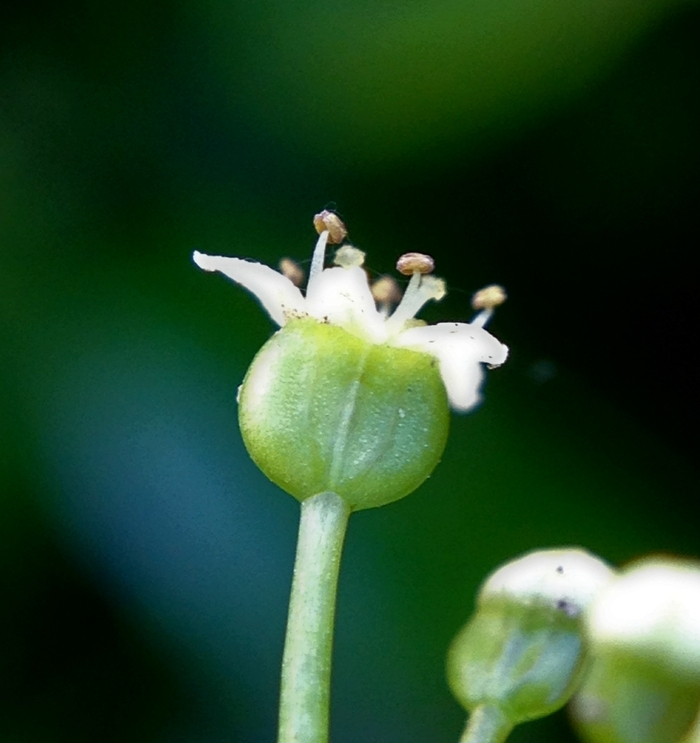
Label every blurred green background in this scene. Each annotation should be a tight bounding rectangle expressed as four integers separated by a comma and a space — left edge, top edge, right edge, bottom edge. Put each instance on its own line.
1, 0, 699, 741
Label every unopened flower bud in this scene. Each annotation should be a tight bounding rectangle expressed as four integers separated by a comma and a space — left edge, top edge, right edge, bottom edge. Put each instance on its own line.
313, 210, 347, 244
396, 252, 435, 275
447, 549, 613, 737
571, 557, 700, 743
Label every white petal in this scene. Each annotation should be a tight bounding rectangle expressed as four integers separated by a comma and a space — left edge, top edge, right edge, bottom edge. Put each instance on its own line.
305, 266, 388, 342
394, 322, 508, 411
193, 251, 306, 326
481, 549, 614, 618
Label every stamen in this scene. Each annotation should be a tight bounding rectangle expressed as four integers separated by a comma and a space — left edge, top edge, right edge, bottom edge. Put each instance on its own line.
371, 275, 400, 303
471, 309, 493, 328
307, 229, 329, 287
333, 245, 366, 268
371, 275, 402, 318
386, 274, 447, 334
470, 285, 506, 328
421, 275, 447, 301
472, 284, 507, 310
396, 252, 435, 276
279, 257, 305, 286
313, 210, 348, 244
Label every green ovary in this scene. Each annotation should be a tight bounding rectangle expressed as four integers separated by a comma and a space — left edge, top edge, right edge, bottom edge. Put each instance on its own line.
238, 317, 450, 510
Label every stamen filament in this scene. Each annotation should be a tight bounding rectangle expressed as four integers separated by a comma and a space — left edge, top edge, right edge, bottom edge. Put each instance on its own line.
385, 272, 422, 332
307, 230, 329, 290
386, 274, 446, 334
471, 309, 494, 328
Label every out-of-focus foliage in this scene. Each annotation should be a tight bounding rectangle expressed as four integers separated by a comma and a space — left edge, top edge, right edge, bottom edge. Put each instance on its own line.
1, 0, 698, 741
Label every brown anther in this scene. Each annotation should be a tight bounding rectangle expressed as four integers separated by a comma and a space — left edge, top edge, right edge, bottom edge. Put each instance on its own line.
313, 210, 348, 244
371, 276, 401, 305
471, 284, 507, 310
396, 252, 435, 276
279, 257, 305, 287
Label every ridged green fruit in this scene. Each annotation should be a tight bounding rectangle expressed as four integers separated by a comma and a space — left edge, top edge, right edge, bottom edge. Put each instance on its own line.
238, 317, 450, 510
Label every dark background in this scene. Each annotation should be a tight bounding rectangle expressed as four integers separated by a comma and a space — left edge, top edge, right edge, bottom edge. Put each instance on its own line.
1, 0, 698, 741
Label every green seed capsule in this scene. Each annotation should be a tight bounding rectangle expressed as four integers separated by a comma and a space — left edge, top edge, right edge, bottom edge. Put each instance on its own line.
238, 317, 450, 511
571, 558, 700, 743
447, 549, 613, 737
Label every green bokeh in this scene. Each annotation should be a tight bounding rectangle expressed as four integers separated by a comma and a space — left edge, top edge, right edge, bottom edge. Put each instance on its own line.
2, 0, 698, 741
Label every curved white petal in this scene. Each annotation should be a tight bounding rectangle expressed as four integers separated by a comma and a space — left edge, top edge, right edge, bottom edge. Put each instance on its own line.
394, 322, 508, 411
193, 251, 306, 326
305, 266, 388, 342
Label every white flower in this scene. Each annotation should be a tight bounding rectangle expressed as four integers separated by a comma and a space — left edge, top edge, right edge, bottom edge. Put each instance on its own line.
193, 226, 508, 411
586, 558, 700, 682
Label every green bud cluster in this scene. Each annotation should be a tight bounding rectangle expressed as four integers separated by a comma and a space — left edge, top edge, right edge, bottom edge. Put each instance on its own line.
447, 549, 613, 741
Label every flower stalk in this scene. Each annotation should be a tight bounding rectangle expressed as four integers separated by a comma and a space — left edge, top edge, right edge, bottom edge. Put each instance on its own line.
278, 492, 351, 743
458, 705, 512, 743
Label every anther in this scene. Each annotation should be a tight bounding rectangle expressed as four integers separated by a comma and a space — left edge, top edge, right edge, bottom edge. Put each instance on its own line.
472, 285, 507, 311
333, 245, 366, 268
421, 275, 447, 302
396, 252, 435, 276
313, 210, 348, 244
371, 276, 401, 306
279, 257, 305, 287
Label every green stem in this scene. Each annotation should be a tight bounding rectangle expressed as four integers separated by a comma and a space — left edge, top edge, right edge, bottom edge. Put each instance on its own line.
459, 705, 512, 743
277, 491, 351, 743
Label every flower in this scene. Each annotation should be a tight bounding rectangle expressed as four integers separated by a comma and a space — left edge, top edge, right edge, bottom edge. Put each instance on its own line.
193, 215, 507, 412
448, 549, 614, 734
570, 557, 700, 743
